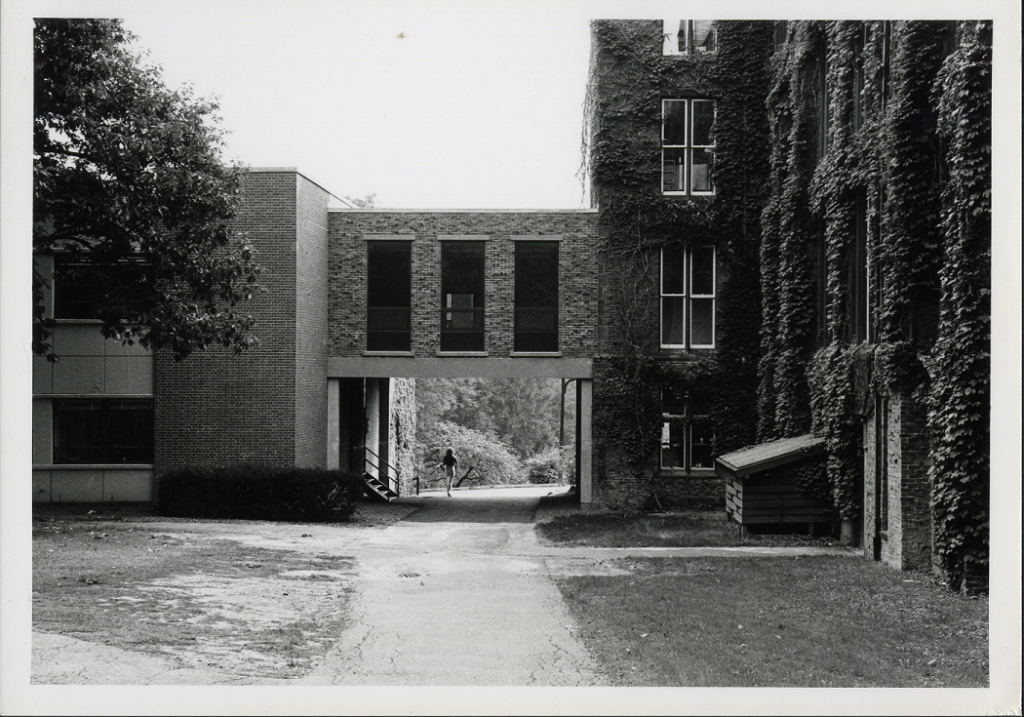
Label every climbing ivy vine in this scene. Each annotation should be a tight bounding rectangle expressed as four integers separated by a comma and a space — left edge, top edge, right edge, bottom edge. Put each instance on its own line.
582, 21, 773, 501
928, 21, 991, 592
760, 20, 990, 586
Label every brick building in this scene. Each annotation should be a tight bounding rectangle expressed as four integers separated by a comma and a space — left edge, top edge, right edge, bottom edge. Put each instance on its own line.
34, 169, 601, 504
583, 19, 990, 589
32, 19, 990, 588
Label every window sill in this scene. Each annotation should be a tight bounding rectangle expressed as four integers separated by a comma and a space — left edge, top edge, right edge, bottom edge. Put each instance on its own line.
662, 192, 714, 199
659, 346, 716, 353
436, 351, 489, 357
658, 469, 719, 477
510, 352, 562, 358
362, 351, 415, 357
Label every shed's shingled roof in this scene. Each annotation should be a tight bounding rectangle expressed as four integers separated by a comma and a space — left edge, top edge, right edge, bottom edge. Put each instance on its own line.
716, 434, 825, 477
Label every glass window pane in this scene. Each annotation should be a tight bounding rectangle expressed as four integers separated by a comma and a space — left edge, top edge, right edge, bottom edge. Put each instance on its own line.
691, 101, 715, 146
690, 298, 714, 346
368, 242, 412, 351
441, 241, 485, 351
691, 246, 715, 296
53, 400, 104, 463
515, 242, 558, 308
107, 400, 154, 464
662, 100, 688, 146
661, 247, 686, 295
53, 399, 153, 464
660, 420, 685, 469
690, 421, 715, 469
367, 242, 411, 307
690, 147, 713, 192
662, 296, 685, 346
662, 147, 686, 192
692, 21, 716, 53
441, 242, 485, 300
662, 387, 686, 416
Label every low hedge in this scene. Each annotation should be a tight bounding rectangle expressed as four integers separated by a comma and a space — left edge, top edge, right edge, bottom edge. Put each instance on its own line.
155, 465, 365, 522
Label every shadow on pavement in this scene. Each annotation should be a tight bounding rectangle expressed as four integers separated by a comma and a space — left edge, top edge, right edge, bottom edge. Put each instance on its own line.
397, 485, 573, 524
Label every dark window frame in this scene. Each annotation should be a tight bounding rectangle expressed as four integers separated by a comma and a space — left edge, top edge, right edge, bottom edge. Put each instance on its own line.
52, 398, 154, 465
366, 240, 413, 352
513, 241, 559, 352
660, 388, 716, 474
439, 241, 486, 352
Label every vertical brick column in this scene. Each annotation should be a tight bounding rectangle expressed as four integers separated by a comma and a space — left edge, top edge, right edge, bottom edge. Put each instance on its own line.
884, 395, 932, 570
155, 169, 329, 473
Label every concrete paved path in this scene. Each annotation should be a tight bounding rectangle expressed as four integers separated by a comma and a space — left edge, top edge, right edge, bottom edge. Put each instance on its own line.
300, 488, 604, 686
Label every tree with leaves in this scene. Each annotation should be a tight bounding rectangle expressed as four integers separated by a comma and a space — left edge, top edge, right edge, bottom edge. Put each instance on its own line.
33, 18, 260, 361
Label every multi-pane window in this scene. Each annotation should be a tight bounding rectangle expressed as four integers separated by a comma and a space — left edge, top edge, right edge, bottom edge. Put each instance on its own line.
440, 241, 485, 352
661, 245, 716, 349
660, 388, 715, 472
367, 241, 412, 352
662, 99, 715, 195
662, 20, 717, 56
514, 241, 559, 352
52, 399, 154, 464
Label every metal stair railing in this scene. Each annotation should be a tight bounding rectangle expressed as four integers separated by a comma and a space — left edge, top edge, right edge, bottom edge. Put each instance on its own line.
363, 447, 400, 499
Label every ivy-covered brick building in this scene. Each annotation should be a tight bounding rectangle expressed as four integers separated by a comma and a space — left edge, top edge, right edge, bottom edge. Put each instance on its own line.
32, 18, 990, 592
585, 20, 990, 591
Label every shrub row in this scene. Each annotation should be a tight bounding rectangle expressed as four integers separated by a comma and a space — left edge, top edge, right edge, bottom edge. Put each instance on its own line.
155, 465, 365, 522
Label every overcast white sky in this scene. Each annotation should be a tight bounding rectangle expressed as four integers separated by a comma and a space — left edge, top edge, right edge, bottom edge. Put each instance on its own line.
116, 1, 596, 209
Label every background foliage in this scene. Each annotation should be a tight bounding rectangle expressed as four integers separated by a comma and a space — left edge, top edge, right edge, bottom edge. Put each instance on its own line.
414, 378, 574, 487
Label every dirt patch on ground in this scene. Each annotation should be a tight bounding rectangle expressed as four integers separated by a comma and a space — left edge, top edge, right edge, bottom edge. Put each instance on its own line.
31, 502, 414, 679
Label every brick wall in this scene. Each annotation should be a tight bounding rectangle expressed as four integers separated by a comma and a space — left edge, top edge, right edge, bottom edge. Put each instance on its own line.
294, 175, 330, 466
155, 169, 329, 473
327, 211, 599, 358
883, 395, 933, 571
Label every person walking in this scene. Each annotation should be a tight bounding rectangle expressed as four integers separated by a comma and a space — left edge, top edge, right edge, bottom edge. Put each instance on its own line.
440, 448, 458, 497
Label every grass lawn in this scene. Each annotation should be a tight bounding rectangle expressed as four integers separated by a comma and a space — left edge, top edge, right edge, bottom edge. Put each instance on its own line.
32, 508, 359, 677
555, 556, 988, 687
537, 496, 987, 687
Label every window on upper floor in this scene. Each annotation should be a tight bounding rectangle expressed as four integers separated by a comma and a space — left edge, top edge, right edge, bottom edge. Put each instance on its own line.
52, 254, 147, 321
52, 256, 101, 319
52, 398, 154, 464
660, 387, 715, 473
367, 241, 412, 352
662, 99, 715, 195
514, 241, 559, 353
661, 245, 716, 349
440, 241, 485, 352
847, 190, 871, 345
663, 20, 717, 56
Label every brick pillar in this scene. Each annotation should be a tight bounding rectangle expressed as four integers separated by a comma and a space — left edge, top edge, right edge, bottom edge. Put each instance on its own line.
885, 395, 932, 571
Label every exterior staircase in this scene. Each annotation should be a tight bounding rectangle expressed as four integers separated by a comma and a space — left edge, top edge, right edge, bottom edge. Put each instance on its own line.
361, 447, 401, 502
362, 471, 399, 502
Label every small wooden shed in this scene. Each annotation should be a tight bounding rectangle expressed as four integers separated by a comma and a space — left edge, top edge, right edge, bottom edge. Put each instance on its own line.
716, 434, 834, 533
